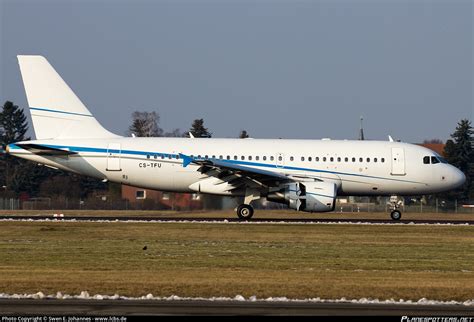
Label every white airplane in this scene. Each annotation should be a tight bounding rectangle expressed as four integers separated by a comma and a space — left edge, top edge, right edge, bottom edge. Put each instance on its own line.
7, 56, 466, 220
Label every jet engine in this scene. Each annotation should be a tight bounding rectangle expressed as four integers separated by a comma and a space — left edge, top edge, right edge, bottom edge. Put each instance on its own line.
267, 181, 337, 212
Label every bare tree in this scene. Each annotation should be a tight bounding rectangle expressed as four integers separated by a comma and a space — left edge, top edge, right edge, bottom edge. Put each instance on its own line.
128, 111, 163, 137
163, 128, 184, 137
423, 139, 443, 144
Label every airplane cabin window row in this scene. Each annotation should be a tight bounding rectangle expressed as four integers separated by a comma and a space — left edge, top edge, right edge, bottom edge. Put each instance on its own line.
146, 153, 386, 164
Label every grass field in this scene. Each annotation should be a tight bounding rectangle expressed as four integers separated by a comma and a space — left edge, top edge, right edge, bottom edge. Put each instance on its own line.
0, 220, 473, 301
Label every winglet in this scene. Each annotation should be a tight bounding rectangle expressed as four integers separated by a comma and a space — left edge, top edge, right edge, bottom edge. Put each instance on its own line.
180, 153, 193, 167
388, 135, 394, 142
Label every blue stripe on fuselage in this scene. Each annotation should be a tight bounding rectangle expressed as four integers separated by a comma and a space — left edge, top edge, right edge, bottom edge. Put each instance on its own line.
16, 143, 424, 185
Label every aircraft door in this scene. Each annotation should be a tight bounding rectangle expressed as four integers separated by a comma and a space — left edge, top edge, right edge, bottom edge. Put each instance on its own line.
391, 147, 406, 176
106, 143, 122, 171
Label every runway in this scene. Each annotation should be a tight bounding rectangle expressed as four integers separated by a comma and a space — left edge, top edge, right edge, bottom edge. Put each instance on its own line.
0, 215, 472, 225
0, 299, 473, 316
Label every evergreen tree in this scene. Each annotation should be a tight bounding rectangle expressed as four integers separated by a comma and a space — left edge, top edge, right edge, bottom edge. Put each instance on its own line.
443, 119, 473, 201
0, 101, 28, 144
9, 163, 54, 196
189, 119, 212, 138
0, 101, 31, 196
79, 175, 108, 198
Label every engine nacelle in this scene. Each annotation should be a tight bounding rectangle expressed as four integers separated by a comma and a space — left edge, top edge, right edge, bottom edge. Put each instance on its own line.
267, 181, 337, 212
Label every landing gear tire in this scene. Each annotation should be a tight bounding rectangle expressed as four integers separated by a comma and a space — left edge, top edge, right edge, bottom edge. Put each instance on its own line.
390, 210, 402, 221
237, 204, 254, 220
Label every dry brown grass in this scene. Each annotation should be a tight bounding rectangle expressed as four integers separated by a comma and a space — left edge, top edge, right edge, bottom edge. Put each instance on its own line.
0, 221, 472, 301
0, 209, 473, 221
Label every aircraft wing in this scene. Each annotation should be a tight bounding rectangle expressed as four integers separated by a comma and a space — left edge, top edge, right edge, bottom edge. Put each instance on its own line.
180, 153, 293, 189
13, 143, 78, 156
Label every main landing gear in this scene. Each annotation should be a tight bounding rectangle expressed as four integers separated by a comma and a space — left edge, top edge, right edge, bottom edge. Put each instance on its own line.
388, 195, 403, 221
237, 204, 254, 220
236, 189, 259, 220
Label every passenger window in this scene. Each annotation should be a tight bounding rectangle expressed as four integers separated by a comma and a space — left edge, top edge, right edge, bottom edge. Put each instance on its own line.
227, 155, 230, 160
248, 156, 252, 161
290, 156, 294, 161
344, 157, 348, 162
337, 157, 341, 162
423, 156, 430, 164
256, 156, 259, 161
270, 156, 275, 161
278, 156, 282, 161
234, 155, 237, 160
367, 158, 370, 162
431, 156, 440, 164
315, 157, 319, 162
212, 155, 216, 159
147, 155, 150, 159
330, 157, 334, 162
323, 157, 327, 162
374, 158, 377, 163
241, 156, 245, 160
381, 158, 385, 163
359, 157, 363, 162
352, 157, 356, 162
219, 155, 223, 159
301, 157, 305, 161
263, 156, 267, 161
308, 157, 312, 162
161, 155, 165, 159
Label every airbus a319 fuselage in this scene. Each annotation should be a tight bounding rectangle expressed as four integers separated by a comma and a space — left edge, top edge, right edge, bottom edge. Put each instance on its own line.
7, 56, 466, 220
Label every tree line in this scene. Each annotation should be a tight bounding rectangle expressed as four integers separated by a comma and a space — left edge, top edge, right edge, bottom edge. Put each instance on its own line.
128, 110, 250, 139
0, 101, 473, 205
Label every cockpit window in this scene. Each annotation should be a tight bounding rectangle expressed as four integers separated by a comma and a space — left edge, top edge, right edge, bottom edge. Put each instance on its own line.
424, 155, 447, 164
431, 156, 440, 164
433, 153, 448, 164
438, 157, 448, 164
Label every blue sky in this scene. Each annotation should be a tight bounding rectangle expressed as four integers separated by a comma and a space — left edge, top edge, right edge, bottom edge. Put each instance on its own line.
1, 0, 472, 142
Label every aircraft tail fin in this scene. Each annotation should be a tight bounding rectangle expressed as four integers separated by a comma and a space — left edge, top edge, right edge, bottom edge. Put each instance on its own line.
17, 55, 118, 139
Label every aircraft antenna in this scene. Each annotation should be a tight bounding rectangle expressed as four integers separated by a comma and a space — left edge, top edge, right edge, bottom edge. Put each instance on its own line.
359, 116, 365, 140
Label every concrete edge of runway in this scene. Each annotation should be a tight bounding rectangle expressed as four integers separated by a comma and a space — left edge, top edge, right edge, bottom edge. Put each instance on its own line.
0, 299, 473, 316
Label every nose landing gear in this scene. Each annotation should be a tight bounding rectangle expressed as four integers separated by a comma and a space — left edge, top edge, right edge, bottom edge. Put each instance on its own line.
390, 209, 402, 220
388, 196, 403, 221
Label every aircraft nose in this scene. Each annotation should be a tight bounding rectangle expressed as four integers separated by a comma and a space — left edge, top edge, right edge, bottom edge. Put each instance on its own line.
452, 167, 466, 189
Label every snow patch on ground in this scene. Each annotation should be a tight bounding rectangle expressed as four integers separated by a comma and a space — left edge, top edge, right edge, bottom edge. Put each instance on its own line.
0, 218, 470, 226
0, 292, 472, 306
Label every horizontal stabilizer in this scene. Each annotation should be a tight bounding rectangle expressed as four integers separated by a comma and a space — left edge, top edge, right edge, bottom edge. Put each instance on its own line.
14, 143, 77, 156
